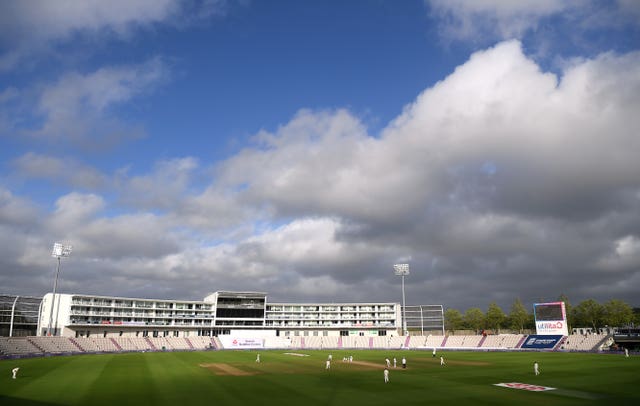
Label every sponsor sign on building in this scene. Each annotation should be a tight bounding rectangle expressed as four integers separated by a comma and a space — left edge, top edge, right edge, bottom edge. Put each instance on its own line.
218, 336, 264, 349
520, 334, 563, 349
535, 320, 568, 336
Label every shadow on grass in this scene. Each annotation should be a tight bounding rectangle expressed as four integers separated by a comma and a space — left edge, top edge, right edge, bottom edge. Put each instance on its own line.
0, 395, 61, 406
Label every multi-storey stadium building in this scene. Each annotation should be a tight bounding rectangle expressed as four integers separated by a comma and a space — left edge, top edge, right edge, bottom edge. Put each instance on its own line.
36, 291, 444, 339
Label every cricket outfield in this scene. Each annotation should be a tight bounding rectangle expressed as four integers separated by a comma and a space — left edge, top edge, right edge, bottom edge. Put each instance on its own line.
2, 350, 638, 405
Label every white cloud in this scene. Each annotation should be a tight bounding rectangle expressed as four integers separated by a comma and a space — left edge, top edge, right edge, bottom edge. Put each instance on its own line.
2, 39, 640, 308
74, 213, 180, 259
219, 109, 434, 223
427, 0, 569, 41
218, 41, 640, 227
0, 0, 178, 40
0, 187, 40, 227
119, 157, 199, 209
244, 217, 348, 266
618, 0, 640, 24
168, 187, 255, 233
25, 58, 168, 143
0, 0, 225, 71
598, 235, 640, 272
385, 41, 640, 218
13, 153, 107, 189
426, 0, 640, 50
49, 192, 106, 231
194, 39, 640, 306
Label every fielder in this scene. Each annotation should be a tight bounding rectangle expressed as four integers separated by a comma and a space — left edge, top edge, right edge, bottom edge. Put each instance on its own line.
534, 361, 540, 376
385, 358, 391, 368
326, 359, 331, 370
11, 367, 19, 379
384, 368, 389, 383
440, 356, 446, 366
256, 353, 260, 363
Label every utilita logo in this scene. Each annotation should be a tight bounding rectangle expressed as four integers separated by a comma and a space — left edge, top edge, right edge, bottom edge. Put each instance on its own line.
537, 321, 563, 329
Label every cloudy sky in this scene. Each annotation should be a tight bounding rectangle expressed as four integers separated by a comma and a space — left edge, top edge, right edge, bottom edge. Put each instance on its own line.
1, 0, 639, 312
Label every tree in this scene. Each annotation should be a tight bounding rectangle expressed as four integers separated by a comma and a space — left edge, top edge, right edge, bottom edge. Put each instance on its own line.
485, 302, 506, 333
463, 308, 485, 334
525, 312, 536, 330
573, 299, 605, 330
444, 308, 464, 334
508, 298, 530, 333
603, 299, 634, 327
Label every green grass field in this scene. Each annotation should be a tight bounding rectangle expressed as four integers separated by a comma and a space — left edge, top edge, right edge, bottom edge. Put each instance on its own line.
1, 350, 639, 405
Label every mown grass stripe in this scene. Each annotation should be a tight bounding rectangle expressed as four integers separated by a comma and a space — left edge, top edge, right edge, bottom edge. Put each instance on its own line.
0, 350, 637, 405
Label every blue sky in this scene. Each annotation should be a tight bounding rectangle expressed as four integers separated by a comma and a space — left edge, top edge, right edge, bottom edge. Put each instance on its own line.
1, 0, 640, 312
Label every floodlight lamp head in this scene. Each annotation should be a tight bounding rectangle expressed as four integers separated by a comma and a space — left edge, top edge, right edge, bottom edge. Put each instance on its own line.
393, 263, 410, 276
51, 242, 73, 258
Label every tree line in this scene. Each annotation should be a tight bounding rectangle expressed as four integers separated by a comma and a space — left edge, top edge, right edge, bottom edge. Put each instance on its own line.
444, 296, 638, 334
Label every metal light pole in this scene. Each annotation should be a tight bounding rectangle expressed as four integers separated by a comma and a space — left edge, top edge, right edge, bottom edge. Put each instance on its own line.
393, 263, 410, 336
9, 296, 19, 337
47, 242, 72, 336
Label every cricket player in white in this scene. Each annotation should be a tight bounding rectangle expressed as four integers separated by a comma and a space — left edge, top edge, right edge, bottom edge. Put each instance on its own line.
12, 367, 19, 379
393, 357, 397, 368
326, 359, 331, 370
534, 361, 540, 375
384, 368, 389, 383
625, 348, 629, 358
385, 358, 391, 368
440, 356, 445, 366
256, 353, 260, 363
402, 357, 406, 369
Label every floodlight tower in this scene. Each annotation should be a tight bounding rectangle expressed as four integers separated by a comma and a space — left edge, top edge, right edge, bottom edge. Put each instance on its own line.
393, 263, 410, 336
47, 242, 72, 336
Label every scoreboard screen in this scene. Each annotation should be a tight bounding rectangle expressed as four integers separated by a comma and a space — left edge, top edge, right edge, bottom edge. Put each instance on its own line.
534, 302, 564, 321
534, 302, 568, 335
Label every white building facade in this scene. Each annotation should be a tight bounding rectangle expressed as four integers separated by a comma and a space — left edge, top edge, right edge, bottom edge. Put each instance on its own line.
38, 291, 444, 337
38, 291, 443, 338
